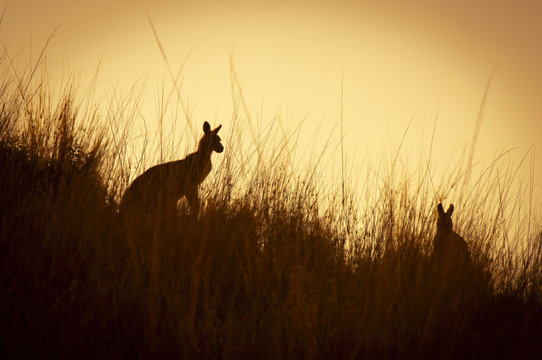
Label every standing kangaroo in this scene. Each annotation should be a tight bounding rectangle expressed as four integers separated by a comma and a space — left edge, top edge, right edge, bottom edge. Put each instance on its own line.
433, 203, 470, 265
119, 121, 224, 220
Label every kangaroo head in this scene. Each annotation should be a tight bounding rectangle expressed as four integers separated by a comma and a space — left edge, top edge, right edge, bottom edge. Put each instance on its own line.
199, 121, 224, 153
436, 203, 454, 234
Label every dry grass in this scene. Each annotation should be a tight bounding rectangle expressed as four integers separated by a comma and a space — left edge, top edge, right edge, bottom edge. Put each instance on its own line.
1, 48, 541, 359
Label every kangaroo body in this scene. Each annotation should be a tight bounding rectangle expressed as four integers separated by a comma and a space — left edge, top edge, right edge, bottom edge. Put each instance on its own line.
119, 121, 223, 219
433, 203, 470, 265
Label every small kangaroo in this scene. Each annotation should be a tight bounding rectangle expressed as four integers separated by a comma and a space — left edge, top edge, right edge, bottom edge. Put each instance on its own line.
119, 121, 224, 219
433, 203, 470, 265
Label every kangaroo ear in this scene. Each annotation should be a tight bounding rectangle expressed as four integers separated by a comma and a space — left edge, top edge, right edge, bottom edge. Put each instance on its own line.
437, 203, 445, 215
446, 204, 454, 216
203, 121, 211, 134
213, 124, 222, 133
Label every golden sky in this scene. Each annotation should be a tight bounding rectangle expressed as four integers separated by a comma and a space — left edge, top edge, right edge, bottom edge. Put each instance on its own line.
2, 0, 541, 211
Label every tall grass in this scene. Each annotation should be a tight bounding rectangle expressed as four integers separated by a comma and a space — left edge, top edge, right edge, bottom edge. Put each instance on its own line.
1, 48, 541, 359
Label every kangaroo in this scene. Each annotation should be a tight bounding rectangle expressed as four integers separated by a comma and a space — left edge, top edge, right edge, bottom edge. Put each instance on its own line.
433, 203, 470, 266
119, 121, 224, 220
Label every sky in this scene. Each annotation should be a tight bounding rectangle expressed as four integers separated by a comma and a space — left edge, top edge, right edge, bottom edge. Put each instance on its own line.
1, 0, 541, 217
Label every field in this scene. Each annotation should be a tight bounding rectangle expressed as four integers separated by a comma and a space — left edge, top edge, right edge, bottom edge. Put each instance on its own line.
1, 53, 541, 359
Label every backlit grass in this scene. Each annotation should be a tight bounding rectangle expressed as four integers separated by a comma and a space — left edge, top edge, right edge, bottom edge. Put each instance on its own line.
1, 48, 541, 359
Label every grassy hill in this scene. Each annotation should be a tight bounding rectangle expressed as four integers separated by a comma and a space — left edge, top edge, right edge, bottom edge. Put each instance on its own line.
1, 59, 541, 359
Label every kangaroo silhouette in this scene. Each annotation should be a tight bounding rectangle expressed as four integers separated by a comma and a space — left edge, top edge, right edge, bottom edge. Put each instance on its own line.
433, 203, 470, 265
119, 121, 224, 220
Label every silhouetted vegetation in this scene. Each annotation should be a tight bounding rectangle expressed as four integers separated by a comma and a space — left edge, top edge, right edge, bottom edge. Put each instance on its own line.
1, 53, 541, 359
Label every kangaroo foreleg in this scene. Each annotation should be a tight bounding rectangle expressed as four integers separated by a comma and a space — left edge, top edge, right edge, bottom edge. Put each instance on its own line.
185, 188, 200, 217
